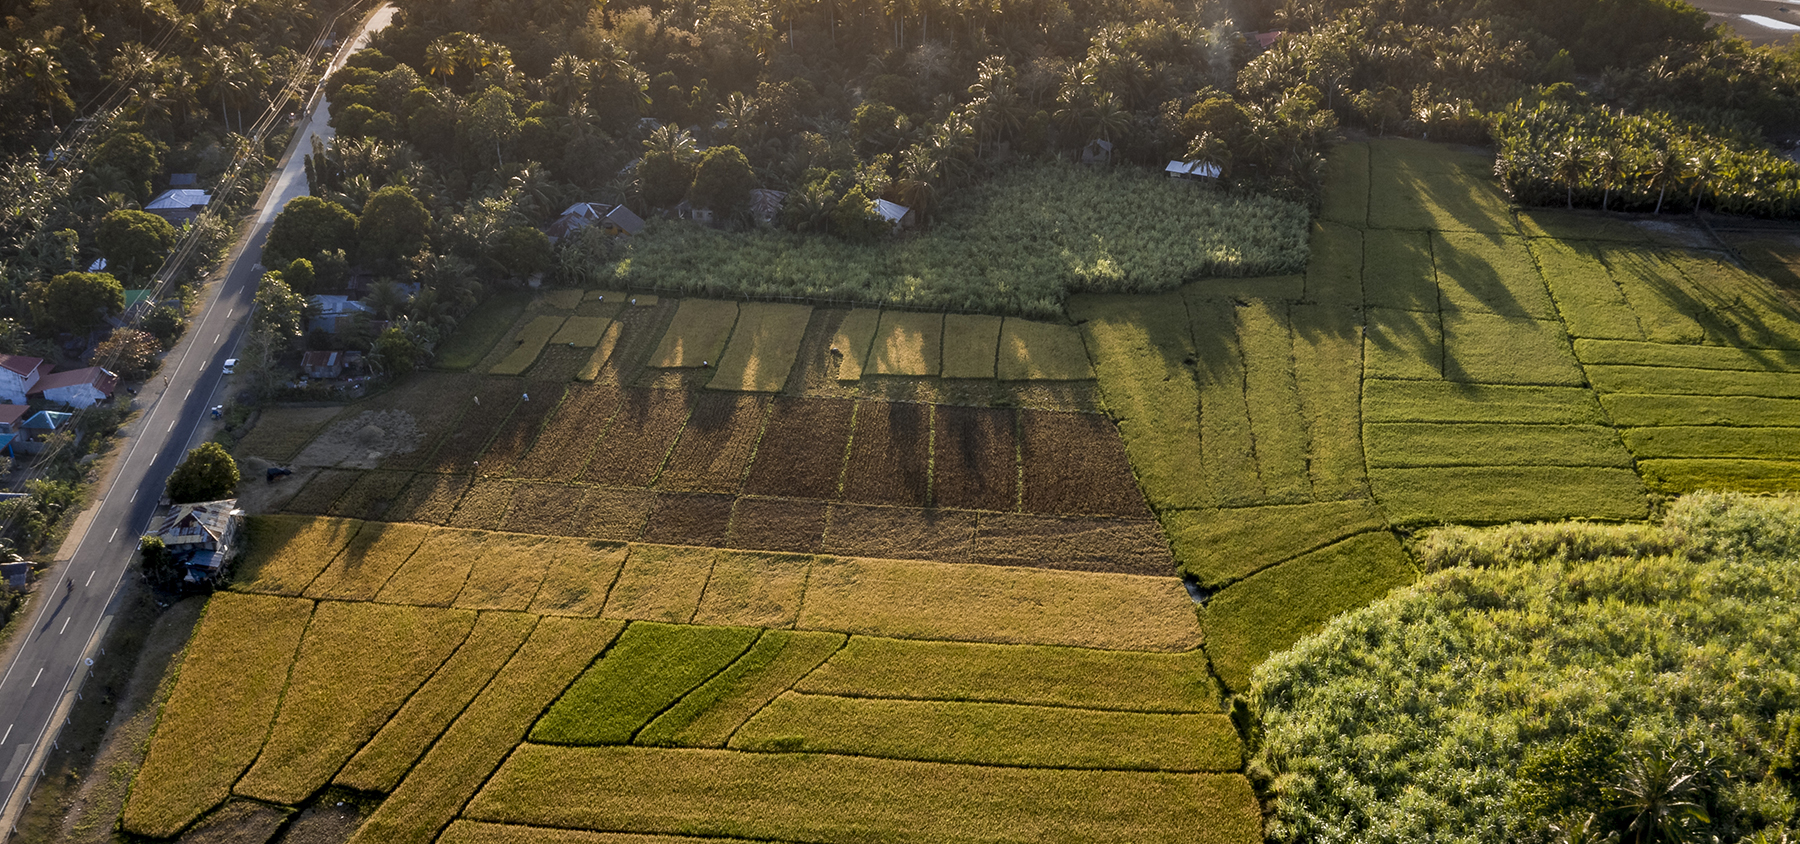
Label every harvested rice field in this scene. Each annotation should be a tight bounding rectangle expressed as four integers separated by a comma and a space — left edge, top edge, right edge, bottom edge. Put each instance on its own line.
167, 135, 1800, 844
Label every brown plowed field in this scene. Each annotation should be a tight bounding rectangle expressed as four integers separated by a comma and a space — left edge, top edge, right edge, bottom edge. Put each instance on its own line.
427, 379, 521, 472
513, 385, 621, 481
841, 401, 933, 507
640, 493, 736, 546
326, 470, 415, 520
657, 393, 769, 493
741, 397, 854, 499
447, 479, 514, 530
971, 514, 1175, 575
575, 488, 655, 540
1020, 410, 1150, 517
523, 343, 588, 381
501, 483, 588, 536
932, 406, 1018, 512
819, 504, 976, 562
472, 381, 564, 476
372, 374, 481, 471
581, 389, 693, 487
285, 469, 361, 515
385, 474, 472, 524
724, 497, 828, 553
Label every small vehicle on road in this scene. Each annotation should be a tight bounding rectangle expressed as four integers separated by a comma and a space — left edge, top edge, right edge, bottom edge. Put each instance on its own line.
266, 466, 294, 482
222, 358, 237, 375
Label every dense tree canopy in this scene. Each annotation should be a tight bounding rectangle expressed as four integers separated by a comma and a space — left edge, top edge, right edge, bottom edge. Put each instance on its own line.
263, 196, 358, 269
165, 442, 239, 504
95, 210, 177, 281
28, 271, 125, 334
356, 186, 432, 272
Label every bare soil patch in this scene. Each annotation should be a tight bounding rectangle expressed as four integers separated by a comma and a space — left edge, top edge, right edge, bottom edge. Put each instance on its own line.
658, 393, 768, 493
523, 342, 589, 382
292, 410, 424, 470
725, 497, 829, 553
284, 469, 361, 515
820, 504, 977, 562
235, 406, 343, 463
933, 406, 1018, 512
971, 514, 1176, 575
842, 401, 933, 506
427, 379, 523, 472
175, 798, 289, 843
236, 465, 317, 515
581, 389, 693, 487
514, 384, 621, 481
384, 473, 472, 525
473, 380, 564, 476
325, 470, 415, 521
1020, 410, 1150, 517
502, 482, 588, 535
742, 396, 854, 498
640, 493, 736, 546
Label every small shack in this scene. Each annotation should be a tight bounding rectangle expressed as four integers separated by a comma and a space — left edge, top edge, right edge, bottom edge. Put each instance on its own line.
750, 189, 787, 226
31, 366, 118, 409
1165, 159, 1223, 181
875, 199, 914, 231
302, 350, 346, 379
153, 499, 242, 582
1081, 139, 1114, 165
603, 204, 646, 235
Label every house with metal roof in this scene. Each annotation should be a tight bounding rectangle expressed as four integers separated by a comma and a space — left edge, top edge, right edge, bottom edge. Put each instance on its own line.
144, 188, 212, 224
0, 355, 46, 405
153, 499, 242, 582
875, 199, 914, 231
31, 366, 118, 408
1165, 159, 1223, 180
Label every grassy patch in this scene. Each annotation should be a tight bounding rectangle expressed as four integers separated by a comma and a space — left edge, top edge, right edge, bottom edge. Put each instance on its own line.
1432, 231, 1558, 319
597, 162, 1307, 318
1190, 298, 1264, 505
491, 316, 568, 376
796, 556, 1203, 651
650, 299, 739, 368
997, 318, 1094, 380
842, 401, 933, 506
1528, 238, 1645, 340
1441, 312, 1586, 386
550, 315, 610, 347
601, 544, 716, 622
303, 521, 433, 602
573, 488, 656, 540
1620, 425, 1800, 460
1370, 466, 1649, 524
1363, 422, 1634, 468
386, 473, 474, 525
1185, 274, 1307, 302
1019, 410, 1148, 516
437, 292, 531, 371
1600, 393, 1800, 427
1604, 248, 1710, 345
639, 492, 735, 546
866, 310, 943, 376
533, 622, 760, 745
1637, 458, 1800, 493
476, 385, 563, 476
1366, 139, 1515, 234
732, 693, 1240, 771
123, 594, 314, 838
795, 637, 1219, 712
636, 630, 845, 748
940, 313, 1003, 379
1163, 501, 1389, 588
373, 528, 493, 607
235, 406, 342, 462
1290, 303, 1369, 498
1237, 299, 1311, 502
656, 393, 767, 493
1359, 228, 1437, 312
575, 321, 624, 380
829, 308, 881, 380
454, 532, 561, 610
1583, 364, 1800, 397
335, 611, 539, 793
515, 385, 620, 481
1071, 291, 1206, 509
1204, 531, 1415, 692
284, 468, 361, 514
932, 405, 1018, 512
346, 617, 622, 844
691, 551, 811, 628
1364, 307, 1443, 381
441, 822, 766, 844
708, 302, 811, 392
1574, 338, 1800, 370
528, 540, 629, 616
466, 744, 1262, 844
1362, 380, 1607, 424
1303, 222, 1363, 306
1319, 142, 1369, 227
448, 479, 514, 531
501, 482, 587, 536
327, 470, 417, 520
235, 603, 475, 805
231, 516, 362, 596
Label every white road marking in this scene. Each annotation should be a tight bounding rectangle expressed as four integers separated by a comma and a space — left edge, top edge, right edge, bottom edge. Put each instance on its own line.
167, 420, 175, 432
58, 619, 67, 635
185, 389, 192, 399
226, 308, 233, 318
108, 528, 117, 542
1743, 13, 1800, 28
84, 571, 93, 587
0, 726, 10, 745
29, 670, 40, 688
214, 333, 220, 343
130, 490, 137, 502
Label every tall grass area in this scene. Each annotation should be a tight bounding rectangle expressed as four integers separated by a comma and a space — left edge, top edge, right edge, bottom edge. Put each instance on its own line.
591, 164, 1309, 319
1252, 492, 1800, 844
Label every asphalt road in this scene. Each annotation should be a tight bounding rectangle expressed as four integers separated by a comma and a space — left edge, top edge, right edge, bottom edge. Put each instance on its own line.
1684, 0, 1800, 46
0, 7, 392, 835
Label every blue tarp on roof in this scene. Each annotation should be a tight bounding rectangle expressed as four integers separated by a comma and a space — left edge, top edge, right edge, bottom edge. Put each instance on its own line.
23, 411, 70, 431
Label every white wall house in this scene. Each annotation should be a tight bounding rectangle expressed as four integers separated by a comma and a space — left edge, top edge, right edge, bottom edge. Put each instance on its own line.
0, 355, 46, 405
31, 366, 118, 409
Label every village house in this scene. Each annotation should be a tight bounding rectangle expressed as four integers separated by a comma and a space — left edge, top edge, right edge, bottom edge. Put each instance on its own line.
301, 350, 346, 379
144, 188, 212, 225
1166, 159, 1223, 181
0, 355, 46, 405
546, 202, 647, 242
309, 295, 374, 334
875, 199, 914, 231
750, 189, 786, 226
153, 499, 242, 582
31, 366, 118, 409
0, 404, 27, 459
16, 410, 71, 455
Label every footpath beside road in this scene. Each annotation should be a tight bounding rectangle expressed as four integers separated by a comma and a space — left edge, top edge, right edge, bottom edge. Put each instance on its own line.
0, 5, 394, 836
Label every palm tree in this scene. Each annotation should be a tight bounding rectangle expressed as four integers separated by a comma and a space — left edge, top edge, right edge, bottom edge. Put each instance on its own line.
1552, 140, 1586, 209
425, 38, 458, 85
1646, 147, 1682, 215
1687, 150, 1717, 215
1595, 142, 1622, 212
545, 55, 588, 109
1609, 745, 1712, 844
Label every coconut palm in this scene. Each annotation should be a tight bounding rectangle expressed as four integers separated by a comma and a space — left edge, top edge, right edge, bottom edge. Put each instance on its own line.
1686, 150, 1716, 214
1594, 142, 1622, 212
1645, 147, 1682, 215
425, 38, 458, 85
1551, 140, 1586, 209
1609, 744, 1713, 844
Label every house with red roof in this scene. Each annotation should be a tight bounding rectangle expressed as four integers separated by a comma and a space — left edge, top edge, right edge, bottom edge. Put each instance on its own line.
0, 355, 46, 405
31, 366, 118, 409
